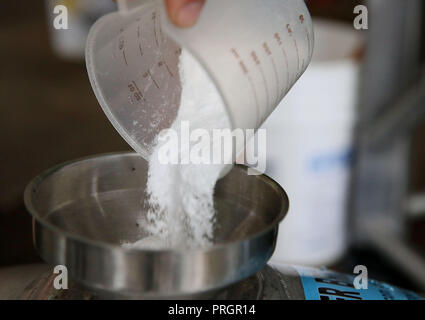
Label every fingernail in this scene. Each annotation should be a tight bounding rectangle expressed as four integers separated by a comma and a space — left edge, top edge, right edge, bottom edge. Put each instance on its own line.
176, 1, 204, 28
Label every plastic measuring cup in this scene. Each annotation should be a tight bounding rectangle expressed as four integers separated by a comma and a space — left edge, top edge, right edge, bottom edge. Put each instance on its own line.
86, 0, 313, 160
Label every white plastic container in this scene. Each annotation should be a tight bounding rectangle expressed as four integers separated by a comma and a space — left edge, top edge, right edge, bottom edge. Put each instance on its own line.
86, 0, 313, 161
266, 20, 364, 266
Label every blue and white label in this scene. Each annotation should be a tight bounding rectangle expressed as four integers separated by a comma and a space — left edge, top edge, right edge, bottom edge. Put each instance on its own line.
294, 265, 422, 300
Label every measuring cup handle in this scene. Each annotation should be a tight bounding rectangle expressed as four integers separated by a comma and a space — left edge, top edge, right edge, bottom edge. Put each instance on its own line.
117, 0, 153, 14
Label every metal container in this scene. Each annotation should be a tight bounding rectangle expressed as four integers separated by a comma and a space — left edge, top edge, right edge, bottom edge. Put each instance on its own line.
2, 263, 422, 300
24, 152, 288, 299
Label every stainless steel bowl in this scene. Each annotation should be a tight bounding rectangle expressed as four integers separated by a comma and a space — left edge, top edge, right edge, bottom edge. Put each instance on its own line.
24, 152, 288, 298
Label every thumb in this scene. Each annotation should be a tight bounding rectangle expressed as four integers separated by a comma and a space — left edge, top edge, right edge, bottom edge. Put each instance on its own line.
164, 0, 206, 28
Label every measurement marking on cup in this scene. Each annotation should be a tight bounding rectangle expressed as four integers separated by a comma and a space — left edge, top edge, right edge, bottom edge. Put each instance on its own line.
139, 43, 144, 57
251, 51, 270, 118
263, 42, 280, 107
158, 49, 175, 78
247, 75, 260, 126
136, 23, 144, 57
231, 48, 260, 125
152, 12, 159, 48
129, 81, 145, 102
158, 12, 164, 43
144, 70, 160, 89
286, 24, 300, 72
305, 29, 311, 59
122, 50, 128, 66
293, 39, 300, 72
274, 32, 290, 93
118, 35, 128, 66
162, 59, 174, 78
167, 49, 182, 81
300, 14, 312, 58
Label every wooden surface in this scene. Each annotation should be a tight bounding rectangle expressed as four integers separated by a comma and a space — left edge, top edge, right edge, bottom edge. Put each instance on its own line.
0, 1, 129, 266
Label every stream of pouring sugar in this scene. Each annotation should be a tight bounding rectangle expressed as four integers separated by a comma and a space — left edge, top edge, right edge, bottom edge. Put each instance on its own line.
123, 49, 232, 250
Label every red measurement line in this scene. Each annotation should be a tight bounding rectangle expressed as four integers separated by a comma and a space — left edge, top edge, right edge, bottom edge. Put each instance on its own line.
132, 80, 146, 101
292, 38, 300, 72
305, 29, 311, 58
269, 56, 280, 107
231, 47, 261, 126
282, 46, 289, 91
257, 65, 270, 117
148, 70, 160, 89
247, 75, 260, 126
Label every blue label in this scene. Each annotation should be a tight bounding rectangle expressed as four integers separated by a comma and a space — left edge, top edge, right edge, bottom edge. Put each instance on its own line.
308, 148, 352, 173
294, 266, 422, 300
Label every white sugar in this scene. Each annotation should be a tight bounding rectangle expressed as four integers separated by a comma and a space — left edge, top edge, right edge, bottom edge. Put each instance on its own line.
129, 49, 232, 249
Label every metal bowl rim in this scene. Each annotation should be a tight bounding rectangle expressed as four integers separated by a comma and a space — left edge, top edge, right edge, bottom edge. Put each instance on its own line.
24, 151, 289, 254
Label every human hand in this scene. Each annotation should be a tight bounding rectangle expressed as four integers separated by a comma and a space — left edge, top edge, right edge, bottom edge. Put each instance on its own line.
164, 0, 205, 28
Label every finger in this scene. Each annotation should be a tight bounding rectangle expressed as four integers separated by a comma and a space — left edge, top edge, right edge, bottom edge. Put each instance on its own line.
165, 0, 206, 28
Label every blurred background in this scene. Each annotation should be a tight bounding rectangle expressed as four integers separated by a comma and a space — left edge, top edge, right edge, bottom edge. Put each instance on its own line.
1, 0, 425, 293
